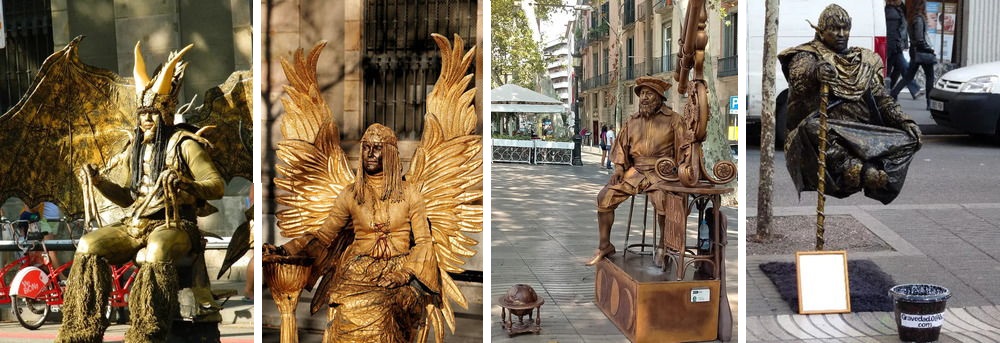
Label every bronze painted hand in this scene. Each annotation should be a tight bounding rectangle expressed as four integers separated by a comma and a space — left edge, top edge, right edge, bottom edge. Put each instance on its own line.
904, 122, 923, 147
817, 61, 837, 85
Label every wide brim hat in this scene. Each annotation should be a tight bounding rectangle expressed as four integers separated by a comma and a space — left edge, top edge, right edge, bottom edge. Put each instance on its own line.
634, 76, 672, 98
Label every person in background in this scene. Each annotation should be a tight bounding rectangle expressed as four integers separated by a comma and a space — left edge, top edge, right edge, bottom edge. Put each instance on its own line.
885, 0, 921, 98
604, 126, 616, 169
891, 0, 937, 110
599, 126, 609, 167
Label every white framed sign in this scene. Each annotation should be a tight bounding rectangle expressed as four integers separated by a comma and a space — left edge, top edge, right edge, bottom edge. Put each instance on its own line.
796, 250, 851, 314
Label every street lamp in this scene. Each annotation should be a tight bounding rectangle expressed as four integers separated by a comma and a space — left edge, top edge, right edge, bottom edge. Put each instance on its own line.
571, 52, 584, 166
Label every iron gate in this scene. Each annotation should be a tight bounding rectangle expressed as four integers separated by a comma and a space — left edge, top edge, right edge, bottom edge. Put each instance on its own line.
0, 0, 52, 114
364, 0, 477, 139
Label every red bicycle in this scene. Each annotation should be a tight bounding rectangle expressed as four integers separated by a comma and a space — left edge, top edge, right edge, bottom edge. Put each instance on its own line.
0, 219, 39, 305
2, 218, 137, 329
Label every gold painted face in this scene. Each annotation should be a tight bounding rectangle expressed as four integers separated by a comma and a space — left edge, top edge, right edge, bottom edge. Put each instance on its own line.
138, 108, 161, 143
362, 143, 384, 175
820, 21, 851, 53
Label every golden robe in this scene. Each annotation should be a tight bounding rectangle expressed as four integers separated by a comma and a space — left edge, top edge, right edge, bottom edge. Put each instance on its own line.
286, 174, 440, 342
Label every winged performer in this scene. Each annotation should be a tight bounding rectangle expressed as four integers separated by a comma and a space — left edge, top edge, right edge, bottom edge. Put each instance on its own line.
0, 36, 251, 342
264, 33, 482, 343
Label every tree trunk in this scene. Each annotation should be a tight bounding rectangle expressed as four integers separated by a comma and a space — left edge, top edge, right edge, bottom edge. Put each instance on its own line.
756, 0, 780, 240
701, 46, 736, 206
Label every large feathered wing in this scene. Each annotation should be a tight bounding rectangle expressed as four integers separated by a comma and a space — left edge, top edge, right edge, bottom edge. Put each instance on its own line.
405, 34, 482, 343
271, 42, 356, 313
0, 36, 135, 216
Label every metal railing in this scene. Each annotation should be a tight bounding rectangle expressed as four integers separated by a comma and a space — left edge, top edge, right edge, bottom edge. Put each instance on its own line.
651, 54, 676, 75
654, 0, 672, 13
582, 72, 611, 90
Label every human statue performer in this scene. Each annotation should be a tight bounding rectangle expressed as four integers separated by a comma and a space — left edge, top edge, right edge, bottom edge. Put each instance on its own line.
781, 4, 922, 205
55, 44, 224, 342
264, 34, 482, 343
587, 76, 682, 266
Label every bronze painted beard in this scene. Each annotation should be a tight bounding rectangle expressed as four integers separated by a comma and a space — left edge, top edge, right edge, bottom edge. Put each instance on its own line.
638, 98, 662, 116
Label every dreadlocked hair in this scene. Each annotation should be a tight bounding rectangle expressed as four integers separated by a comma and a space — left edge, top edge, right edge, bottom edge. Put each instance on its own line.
352, 142, 404, 204
130, 108, 174, 194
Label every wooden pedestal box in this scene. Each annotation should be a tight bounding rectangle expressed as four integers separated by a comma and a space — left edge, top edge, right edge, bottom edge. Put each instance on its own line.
595, 254, 720, 342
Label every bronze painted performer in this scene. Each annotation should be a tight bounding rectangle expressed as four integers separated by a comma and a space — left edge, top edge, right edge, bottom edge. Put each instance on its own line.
55, 44, 225, 342
587, 76, 682, 266
781, 4, 922, 204
265, 34, 481, 343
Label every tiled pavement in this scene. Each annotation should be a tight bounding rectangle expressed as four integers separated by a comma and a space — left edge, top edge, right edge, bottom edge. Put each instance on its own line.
491, 147, 739, 342
747, 204, 1000, 342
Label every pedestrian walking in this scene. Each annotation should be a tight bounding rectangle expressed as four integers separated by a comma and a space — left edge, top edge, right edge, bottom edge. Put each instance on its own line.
604, 127, 616, 169
885, 0, 921, 98
599, 126, 609, 167
891, 0, 937, 109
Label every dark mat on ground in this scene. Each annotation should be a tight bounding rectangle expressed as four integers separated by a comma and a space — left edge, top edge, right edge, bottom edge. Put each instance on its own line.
759, 259, 895, 313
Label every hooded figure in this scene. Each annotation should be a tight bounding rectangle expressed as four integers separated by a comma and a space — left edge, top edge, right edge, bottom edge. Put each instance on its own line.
56, 43, 225, 343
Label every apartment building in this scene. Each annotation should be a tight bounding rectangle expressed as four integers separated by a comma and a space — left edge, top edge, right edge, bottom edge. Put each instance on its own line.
575, 0, 737, 144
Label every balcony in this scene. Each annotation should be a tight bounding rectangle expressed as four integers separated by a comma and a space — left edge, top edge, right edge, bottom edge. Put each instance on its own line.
588, 22, 610, 42
582, 73, 611, 91
654, 0, 672, 15
718, 55, 737, 77
651, 54, 676, 75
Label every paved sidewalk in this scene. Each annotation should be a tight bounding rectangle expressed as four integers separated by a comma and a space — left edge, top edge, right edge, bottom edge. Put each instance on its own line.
491, 147, 738, 342
0, 280, 254, 342
747, 204, 1000, 342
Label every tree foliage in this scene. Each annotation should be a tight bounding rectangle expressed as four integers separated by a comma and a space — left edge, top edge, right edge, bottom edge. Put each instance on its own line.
491, 0, 564, 89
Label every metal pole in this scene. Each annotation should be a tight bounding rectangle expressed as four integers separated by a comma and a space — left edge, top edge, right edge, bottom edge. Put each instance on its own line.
816, 83, 828, 251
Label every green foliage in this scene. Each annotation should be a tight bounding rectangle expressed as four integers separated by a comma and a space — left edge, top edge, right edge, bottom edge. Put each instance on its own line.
491, 0, 566, 89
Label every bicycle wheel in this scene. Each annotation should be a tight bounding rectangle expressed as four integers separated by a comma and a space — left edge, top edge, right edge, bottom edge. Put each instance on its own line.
11, 295, 49, 330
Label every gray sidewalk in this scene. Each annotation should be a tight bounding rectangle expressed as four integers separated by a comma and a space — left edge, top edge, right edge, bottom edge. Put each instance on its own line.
491, 147, 738, 342
0, 280, 253, 342
746, 203, 1000, 342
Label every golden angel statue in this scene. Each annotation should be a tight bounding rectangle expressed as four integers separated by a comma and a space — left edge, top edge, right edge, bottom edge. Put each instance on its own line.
0, 36, 251, 342
264, 33, 482, 343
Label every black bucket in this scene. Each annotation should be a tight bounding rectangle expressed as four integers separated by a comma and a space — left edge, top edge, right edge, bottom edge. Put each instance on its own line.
888, 284, 951, 342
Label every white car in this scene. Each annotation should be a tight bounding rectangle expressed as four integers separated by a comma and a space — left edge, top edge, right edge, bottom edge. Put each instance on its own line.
928, 61, 1000, 136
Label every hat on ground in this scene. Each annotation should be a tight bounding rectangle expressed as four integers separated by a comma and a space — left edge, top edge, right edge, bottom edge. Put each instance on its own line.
634, 76, 672, 98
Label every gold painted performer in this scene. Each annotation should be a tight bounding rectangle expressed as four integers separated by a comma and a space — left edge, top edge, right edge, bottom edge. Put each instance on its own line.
781, 4, 922, 204
268, 124, 439, 342
56, 44, 225, 342
265, 34, 481, 343
587, 76, 683, 266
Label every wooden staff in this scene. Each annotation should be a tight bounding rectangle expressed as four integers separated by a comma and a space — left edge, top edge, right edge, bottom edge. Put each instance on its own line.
816, 83, 829, 251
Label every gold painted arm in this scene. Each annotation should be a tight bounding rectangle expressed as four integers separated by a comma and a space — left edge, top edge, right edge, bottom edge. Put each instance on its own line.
179, 139, 224, 200
404, 186, 441, 293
